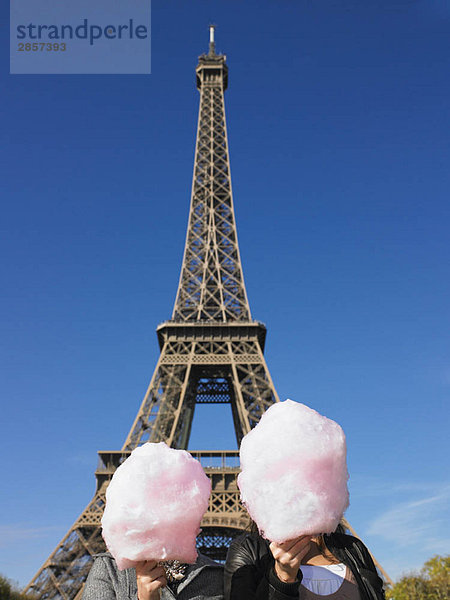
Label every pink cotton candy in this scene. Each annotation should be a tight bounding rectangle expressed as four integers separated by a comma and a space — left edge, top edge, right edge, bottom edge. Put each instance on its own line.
101, 442, 211, 570
238, 400, 349, 542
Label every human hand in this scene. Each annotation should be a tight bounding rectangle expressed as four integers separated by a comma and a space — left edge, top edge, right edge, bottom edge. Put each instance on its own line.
269, 536, 312, 583
135, 560, 167, 600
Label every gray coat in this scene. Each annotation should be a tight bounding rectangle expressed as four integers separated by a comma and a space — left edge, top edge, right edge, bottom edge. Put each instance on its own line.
82, 553, 223, 600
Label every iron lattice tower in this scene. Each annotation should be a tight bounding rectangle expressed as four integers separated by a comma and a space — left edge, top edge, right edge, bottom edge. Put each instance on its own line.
25, 28, 279, 600
25, 29, 392, 600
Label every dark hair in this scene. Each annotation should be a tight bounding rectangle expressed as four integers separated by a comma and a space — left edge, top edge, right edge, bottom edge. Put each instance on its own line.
315, 534, 340, 563
247, 518, 342, 563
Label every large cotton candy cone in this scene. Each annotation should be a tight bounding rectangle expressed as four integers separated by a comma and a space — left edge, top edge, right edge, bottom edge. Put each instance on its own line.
101, 442, 211, 570
238, 400, 349, 542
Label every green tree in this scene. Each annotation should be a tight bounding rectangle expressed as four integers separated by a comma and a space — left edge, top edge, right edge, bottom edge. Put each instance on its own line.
0, 576, 12, 600
387, 555, 450, 600
0, 575, 35, 600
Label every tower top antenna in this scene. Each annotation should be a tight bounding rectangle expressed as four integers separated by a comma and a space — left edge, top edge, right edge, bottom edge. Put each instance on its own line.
208, 24, 216, 56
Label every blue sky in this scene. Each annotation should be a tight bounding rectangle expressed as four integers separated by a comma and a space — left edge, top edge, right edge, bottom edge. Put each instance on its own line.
1, 0, 449, 587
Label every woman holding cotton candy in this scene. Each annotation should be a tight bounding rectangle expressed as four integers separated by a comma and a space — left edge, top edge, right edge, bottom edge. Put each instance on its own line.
224, 400, 385, 600
83, 553, 222, 600
82, 443, 223, 600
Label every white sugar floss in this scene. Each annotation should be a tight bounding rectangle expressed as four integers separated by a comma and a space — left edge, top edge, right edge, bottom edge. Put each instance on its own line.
101, 442, 211, 570
238, 400, 349, 542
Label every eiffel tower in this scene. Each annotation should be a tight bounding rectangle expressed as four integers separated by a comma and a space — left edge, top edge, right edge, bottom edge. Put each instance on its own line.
25, 28, 391, 600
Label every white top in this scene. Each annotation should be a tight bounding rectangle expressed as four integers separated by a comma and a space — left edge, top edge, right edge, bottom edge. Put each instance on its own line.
300, 563, 347, 595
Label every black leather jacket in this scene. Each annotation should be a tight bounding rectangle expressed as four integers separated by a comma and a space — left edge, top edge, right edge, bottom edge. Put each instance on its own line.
224, 532, 385, 600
